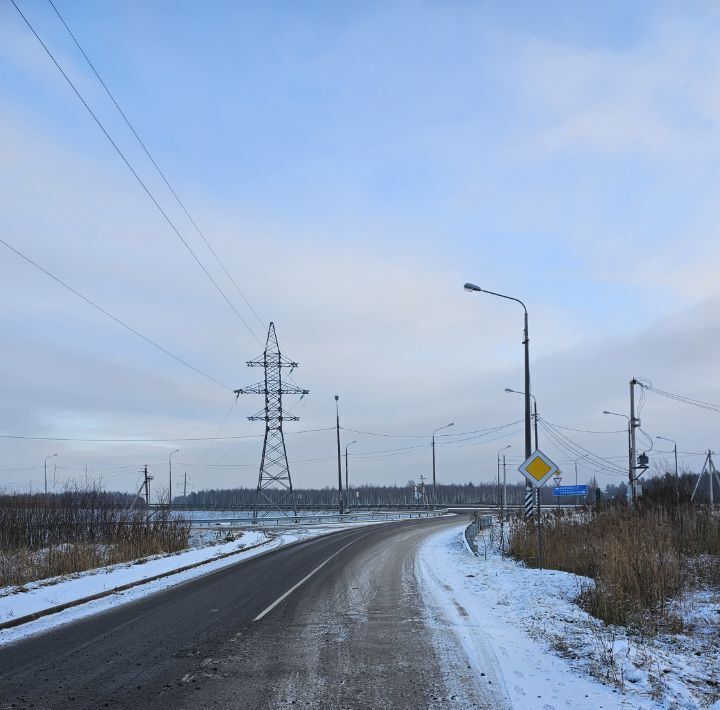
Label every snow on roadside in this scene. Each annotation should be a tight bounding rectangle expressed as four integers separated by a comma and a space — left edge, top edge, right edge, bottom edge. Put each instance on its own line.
0, 518, 400, 647
417, 524, 664, 709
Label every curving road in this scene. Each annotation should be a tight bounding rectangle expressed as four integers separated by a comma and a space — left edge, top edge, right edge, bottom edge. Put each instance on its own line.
1, 516, 508, 709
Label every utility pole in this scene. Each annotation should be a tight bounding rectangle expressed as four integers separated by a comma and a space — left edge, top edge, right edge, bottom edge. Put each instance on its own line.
419, 474, 427, 507
44, 453, 58, 496
183, 469, 188, 499
464, 284, 534, 521
335, 395, 343, 514
143, 465, 153, 507
499, 454, 507, 554
502, 454, 507, 519
236, 323, 308, 520
432, 422, 453, 509
629, 378, 639, 504
345, 440, 356, 511
497, 444, 511, 509
692, 450, 718, 504
168, 449, 179, 508
574, 459, 579, 510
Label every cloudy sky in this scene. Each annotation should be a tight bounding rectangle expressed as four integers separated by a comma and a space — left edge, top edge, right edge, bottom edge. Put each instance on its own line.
1, 0, 719, 498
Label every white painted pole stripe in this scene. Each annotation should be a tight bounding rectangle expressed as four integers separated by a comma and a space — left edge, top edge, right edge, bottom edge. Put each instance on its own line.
253, 534, 367, 622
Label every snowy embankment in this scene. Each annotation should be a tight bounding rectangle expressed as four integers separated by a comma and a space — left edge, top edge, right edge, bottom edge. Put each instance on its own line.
417, 524, 720, 710
0, 517, 399, 646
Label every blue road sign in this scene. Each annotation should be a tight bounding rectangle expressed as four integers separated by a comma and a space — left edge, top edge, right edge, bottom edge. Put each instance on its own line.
553, 484, 588, 496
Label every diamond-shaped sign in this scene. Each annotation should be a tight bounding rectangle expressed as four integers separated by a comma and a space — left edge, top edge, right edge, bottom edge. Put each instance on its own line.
518, 450, 559, 488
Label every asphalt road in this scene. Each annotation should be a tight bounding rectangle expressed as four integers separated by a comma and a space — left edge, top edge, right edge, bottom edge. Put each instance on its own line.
1, 516, 507, 709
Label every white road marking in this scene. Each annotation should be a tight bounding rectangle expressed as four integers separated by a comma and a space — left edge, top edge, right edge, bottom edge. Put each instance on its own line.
253, 535, 367, 622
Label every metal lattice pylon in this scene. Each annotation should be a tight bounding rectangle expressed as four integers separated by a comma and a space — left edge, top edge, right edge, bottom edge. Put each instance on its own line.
235, 323, 308, 519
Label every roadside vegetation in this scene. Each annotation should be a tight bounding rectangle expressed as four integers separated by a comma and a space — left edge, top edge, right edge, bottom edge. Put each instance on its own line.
0, 485, 190, 588
508, 478, 720, 630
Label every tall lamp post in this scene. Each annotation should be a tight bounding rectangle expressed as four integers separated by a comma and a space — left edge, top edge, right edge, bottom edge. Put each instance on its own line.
496, 444, 511, 507
169, 449, 179, 507
44, 453, 58, 496
465, 282, 540, 567
432, 422, 454, 508
345, 440, 357, 510
335, 395, 343, 514
465, 283, 533, 509
505, 388, 539, 450
656, 436, 678, 478
603, 410, 631, 502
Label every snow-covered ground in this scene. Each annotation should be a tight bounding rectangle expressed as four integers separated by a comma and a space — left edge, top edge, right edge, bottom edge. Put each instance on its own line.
417, 523, 720, 710
0, 516, 408, 647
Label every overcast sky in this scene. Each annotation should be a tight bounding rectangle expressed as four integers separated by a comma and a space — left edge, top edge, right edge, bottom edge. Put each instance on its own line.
1, 1, 719, 498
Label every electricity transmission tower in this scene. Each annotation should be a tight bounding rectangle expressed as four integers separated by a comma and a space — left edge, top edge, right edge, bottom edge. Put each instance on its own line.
236, 323, 308, 520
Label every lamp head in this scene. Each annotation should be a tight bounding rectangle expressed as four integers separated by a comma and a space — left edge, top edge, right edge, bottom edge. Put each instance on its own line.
602, 410, 611, 415
464, 282, 482, 293
504, 388, 514, 393
334, 395, 339, 402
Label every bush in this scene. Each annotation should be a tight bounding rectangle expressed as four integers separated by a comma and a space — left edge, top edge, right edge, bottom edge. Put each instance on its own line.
508, 503, 720, 627
0, 485, 190, 587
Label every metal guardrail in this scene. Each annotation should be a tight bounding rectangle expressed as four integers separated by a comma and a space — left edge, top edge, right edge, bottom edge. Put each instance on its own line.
187, 509, 448, 529
158, 503, 453, 512
464, 515, 494, 555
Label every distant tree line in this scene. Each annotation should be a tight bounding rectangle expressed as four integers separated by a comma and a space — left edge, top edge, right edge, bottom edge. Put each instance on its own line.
176, 469, 707, 509
175, 481, 531, 508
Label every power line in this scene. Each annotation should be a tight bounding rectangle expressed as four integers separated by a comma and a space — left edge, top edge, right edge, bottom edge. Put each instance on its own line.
542, 422, 627, 435
0, 426, 333, 442
46, 0, 266, 332
537, 419, 627, 476
9, 0, 262, 345
340, 419, 523, 439
640, 383, 720, 414
0, 236, 232, 390
191, 395, 242, 471
436, 427, 524, 449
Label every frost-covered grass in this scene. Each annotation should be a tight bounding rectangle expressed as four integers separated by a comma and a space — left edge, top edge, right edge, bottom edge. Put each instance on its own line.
0, 490, 189, 587
508, 504, 720, 629
448, 521, 720, 708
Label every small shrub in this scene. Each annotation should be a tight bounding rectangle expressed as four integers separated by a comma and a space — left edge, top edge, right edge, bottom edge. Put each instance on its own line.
0, 485, 190, 587
508, 503, 720, 629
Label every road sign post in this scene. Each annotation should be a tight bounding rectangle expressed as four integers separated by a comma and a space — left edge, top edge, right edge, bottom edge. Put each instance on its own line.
518, 450, 560, 569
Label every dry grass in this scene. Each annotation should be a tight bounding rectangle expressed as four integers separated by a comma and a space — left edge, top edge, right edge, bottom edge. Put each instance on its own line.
508, 503, 720, 628
0, 486, 190, 587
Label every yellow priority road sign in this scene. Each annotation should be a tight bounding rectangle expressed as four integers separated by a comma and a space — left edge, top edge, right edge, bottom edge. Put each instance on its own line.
518, 450, 559, 488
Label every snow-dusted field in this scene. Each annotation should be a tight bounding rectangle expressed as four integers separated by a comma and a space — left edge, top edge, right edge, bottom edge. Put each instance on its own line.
417, 523, 720, 710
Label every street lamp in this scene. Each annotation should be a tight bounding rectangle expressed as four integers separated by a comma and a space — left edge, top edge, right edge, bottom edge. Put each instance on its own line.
603, 410, 632, 500
505, 388, 539, 451
466, 281, 540, 567
335, 395, 343, 514
345, 440, 357, 510
496, 444, 511, 507
656, 435, 678, 477
44, 453, 58, 496
465, 284, 531, 462
432, 422, 454, 508
169, 449, 179, 507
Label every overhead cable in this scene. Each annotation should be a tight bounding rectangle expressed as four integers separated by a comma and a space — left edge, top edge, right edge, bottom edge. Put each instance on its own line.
9, 0, 262, 344
46, 0, 265, 332
0, 236, 232, 390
